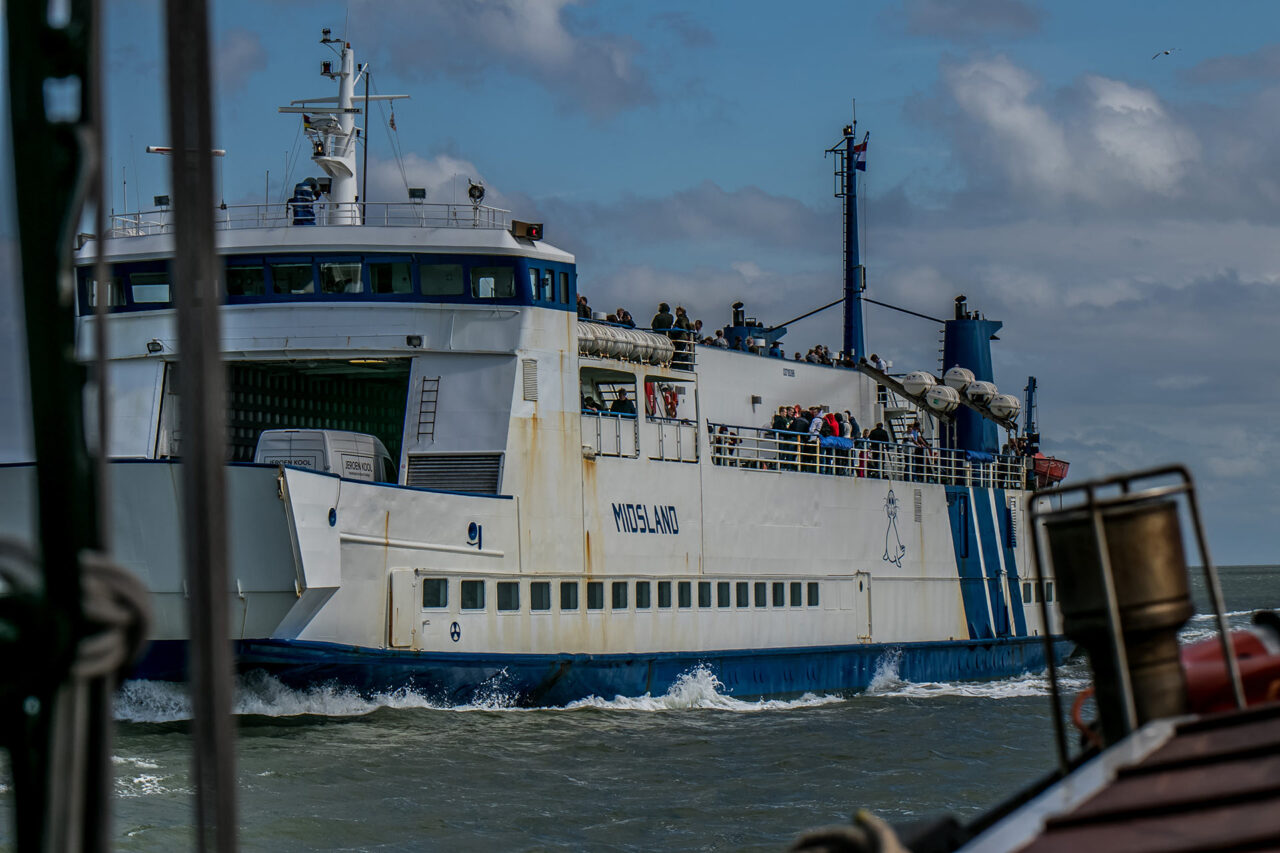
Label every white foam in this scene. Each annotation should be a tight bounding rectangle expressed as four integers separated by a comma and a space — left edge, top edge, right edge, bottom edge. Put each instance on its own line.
562, 665, 845, 713
863, 649, 1092, 699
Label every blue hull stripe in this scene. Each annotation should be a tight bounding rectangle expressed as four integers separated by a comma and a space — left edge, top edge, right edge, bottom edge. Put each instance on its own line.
996, 488, 1029, 636
131, 636, 1073, 707
946, 486, 993, 639
973, 487, 1012, 637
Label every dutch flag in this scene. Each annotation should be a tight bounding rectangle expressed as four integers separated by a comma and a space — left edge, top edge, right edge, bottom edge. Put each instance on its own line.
853, 132, 869, 171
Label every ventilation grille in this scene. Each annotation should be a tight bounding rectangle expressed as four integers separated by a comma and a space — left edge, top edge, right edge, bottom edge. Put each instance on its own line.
406, 453, 503, 494
522, 359, 538, 401
914, 489, 923, 523
1007, 498, 1018, 547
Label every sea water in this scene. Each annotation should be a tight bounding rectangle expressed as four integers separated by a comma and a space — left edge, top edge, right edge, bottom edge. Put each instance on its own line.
1, 566, 1277, 851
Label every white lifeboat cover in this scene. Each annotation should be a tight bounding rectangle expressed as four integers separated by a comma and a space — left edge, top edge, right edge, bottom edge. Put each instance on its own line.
966, 380, 998, 406
925, 384, 960, 413
902, 371, 937, 397
989, 394, 1022, 421
944, 366, 975, 391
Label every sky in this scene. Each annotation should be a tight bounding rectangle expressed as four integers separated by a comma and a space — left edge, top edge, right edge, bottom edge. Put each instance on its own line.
2, 0, 1279, 563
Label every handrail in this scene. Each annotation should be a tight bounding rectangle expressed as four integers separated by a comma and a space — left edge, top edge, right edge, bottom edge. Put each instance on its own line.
705, 421, 1029, 489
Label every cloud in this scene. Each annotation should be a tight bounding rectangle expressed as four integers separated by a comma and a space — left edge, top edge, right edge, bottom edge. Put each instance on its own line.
215, 28, 268, 95
1181, 43, 1280, 85
899, 0, 1043, 43
349, 0, 653, 118
651, 12, 714, 48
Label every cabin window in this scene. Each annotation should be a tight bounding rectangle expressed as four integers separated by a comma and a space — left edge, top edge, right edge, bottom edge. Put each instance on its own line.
529, 267, 539, 298
541, 269, 554, 301
698, 581, 712, 608
1045, 582, 1054, 603
369, 260, 412, 294
471, 266, 515, 299
612, 581, 628, 610
753, 582, 767, 608
560, 581, 579, 611
421, 263, 465, 296
496, 581, 519, 611
421, 579, 447, 608
530, 581, 551, 611
677, 581, 692, 608
790, 581, 802, 606
658, 581, 672, 608
736, 582, 749, 608
87, 275, 125, 308
635, 581, 651, 609
129, 271, 171, 304
319, 260, 362, 294
717, 582, 731, 608
807, 582, 820, 607
1022, 582, 1032, 602
270, 262, 314, 295
226, 264, 266, 296
587, 581, 604, 610
461, 579, 485, 610
772, 582, 785, 607
558, 271, 569, 303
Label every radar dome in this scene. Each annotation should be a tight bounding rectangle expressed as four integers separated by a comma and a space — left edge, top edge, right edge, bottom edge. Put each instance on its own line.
944, 366, 975, 391
902, 371, 937, 397
965, 381, 997, 406
925, 385, 960, 413
989, 394, 1022, 421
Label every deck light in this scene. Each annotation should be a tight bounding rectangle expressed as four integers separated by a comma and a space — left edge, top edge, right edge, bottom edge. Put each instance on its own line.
511, 220, 543, 240
146, 339, 163, 354
408, 187, 426, 200
153, 195, 170, 207
406, 335, 423, 347
468, 181, 485, 204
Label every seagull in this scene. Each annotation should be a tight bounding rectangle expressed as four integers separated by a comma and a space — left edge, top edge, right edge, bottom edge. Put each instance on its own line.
1152, 48, 1179, 59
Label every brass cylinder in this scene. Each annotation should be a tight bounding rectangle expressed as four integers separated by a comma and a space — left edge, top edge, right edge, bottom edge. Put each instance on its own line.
1045, 497, 1193, 745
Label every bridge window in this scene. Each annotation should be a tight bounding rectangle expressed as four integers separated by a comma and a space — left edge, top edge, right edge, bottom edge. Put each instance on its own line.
129, 271, 171, 304
471, 266, 515, 299
717, 582, 730, 608
530, 581, 551, 611
319, 260, 362, 294
226, 263, 266, 296
87, 274, 125, 308
541, 269, 554, 301
560, 581, 578, 611
772, 582, 786, 607
270, 261, 314, 295
461, 579, 484, 610
698, 581, 712, 608
421, 578, 447, 608
658, 581, 672, 608
677, 581, 691, 608
558, 271, 569, 303
421, 263, 465, 296
807, 582, 820, 607
528, 267, 539, 299
635, 581, 651, 609
791, 581, 802, 606
370, 259, 412, 294
612, 581, 628, 610
587, 581, 604, 610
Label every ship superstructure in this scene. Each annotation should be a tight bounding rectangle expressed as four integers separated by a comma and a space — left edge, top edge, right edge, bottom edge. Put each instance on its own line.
0, 33, 1067, 703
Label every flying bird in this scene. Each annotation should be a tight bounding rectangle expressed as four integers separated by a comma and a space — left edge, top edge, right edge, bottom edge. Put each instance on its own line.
1152, 48, 1179, 59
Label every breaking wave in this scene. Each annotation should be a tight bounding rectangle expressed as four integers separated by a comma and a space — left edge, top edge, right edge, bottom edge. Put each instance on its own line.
864, 648, 1091, 699
562, 665, 844, 713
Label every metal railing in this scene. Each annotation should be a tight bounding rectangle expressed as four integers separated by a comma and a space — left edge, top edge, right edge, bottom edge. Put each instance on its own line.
646, 416, 699, 463
705, 422, 1029, 489
581, 411, 639, 458
105, 201, 514, 238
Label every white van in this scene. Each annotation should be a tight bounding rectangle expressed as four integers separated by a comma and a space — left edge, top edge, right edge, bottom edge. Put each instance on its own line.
253, 429, 397, 483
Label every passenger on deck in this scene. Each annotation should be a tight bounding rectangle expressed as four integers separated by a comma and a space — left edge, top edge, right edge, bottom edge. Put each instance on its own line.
868, 422, 891, 477
768, 341, 783, 358
577, 295, 592, 318
673, 306, 695, 368
771, 406, 794, 470
582, 395, 601, 412
907, 420, 929, 482
651, 302, 674, 330
610, 389, 636, 415
712, 329, 729, 348
615, 308, 635, 328
805, 407, 824, 473
869, 353, 888, 372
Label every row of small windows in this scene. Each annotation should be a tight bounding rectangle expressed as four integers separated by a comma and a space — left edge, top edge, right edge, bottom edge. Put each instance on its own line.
1022, 580, 1055, 603
77, 254, 575, 312
423, 578, 822, 612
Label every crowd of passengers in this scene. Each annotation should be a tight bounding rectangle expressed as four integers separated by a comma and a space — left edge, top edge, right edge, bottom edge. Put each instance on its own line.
577, 295, 896, 369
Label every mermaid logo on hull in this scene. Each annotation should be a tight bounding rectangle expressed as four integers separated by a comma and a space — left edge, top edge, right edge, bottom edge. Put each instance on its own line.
883, 489, 906, 567
611, 503, 680, 534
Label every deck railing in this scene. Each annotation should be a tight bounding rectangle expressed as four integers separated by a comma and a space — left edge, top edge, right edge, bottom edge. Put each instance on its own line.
645, 416, 699, 463
705, 422, 1029, 489
581, 411, 639, 458
106, 201, 514, 238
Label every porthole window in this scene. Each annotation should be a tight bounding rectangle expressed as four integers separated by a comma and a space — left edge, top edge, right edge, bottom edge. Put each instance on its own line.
461, 579, 485, 610
717, 581, 731, 608
790, 581, 802, 606
636, 581, 651, 609
772, 582, 785, 607
422, 578, 447, 608
698, 581, 712, 608
497, 581, 520, 611
560, 581, 579, 611
658, 581, 672, 608
531, 581, 551, 611
807, 582, 820, 607
678, 581, 692, 608
587, 581, 604, 610
612, 581, 629, 610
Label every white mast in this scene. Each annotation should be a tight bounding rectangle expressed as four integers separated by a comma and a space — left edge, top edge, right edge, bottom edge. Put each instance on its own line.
278, 30, 408, 225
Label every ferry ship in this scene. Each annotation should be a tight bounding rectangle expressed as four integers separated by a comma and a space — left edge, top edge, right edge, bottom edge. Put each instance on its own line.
0, 33, 1068, 705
